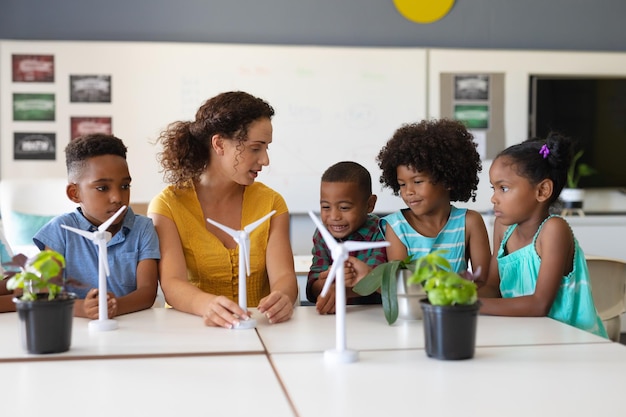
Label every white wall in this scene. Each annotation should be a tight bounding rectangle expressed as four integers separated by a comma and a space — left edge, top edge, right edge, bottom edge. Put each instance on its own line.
2, 42, 626, 255
0, 40, 427, 213
293, 49, 626, 254
428, 48, 626, 214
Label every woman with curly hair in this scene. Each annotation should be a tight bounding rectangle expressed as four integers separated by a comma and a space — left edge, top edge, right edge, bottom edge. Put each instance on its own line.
148, 91, 298, 328
377, 119, 491, 287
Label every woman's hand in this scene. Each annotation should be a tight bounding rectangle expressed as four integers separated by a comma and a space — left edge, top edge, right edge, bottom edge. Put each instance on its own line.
257, 291, 294, 324
202, 295, 251, 329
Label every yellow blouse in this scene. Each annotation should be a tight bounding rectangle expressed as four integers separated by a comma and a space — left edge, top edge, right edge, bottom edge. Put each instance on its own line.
149, 182, 288, 306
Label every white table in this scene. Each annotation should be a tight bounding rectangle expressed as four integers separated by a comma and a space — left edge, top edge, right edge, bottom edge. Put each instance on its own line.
270, 342, 626, 417
3, 355, 295, 417
256, 305, 608, 353
1, 304, 623, 417
0, 307, 264, 361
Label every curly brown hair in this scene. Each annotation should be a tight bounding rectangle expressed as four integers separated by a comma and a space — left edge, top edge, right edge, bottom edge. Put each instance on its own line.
376, 119, 481, 202
156, 91, 275, 187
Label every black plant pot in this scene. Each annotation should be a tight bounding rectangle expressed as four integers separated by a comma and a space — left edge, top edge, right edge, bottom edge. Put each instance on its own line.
14, 293, 76, 354
560, 188, 584, 210
420, 299, 480, 360
562, 200, 583, 209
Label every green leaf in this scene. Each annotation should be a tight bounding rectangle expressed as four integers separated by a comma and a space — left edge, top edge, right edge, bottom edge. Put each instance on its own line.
4, 250, 67, 300
577, 163, 596, 177
566, 150, 596, 188
408, 250, 478, 306
427, 288, 449, 306
355, 261, 398, 296
381, 263, 398, 325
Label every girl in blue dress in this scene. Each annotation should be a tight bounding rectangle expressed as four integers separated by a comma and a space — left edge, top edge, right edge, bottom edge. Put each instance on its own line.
479, 133, 607, 338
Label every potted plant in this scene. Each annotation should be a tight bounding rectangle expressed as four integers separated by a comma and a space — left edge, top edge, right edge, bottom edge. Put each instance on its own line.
409, 250, 480, 360
4, 250, 77, 354
353, 256, 426, 325
560, 149, 596, 210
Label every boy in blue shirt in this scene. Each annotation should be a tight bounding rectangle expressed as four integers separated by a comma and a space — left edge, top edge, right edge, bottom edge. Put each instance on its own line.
34, 134, 160, 319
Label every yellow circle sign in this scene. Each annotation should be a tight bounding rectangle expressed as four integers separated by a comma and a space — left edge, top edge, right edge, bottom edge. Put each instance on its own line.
393, 0, 455, 24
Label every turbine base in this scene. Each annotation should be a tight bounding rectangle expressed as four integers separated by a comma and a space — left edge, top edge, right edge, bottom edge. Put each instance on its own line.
233, 318, 257, 330
324, 348, 359, 363
89, 319, 118, 332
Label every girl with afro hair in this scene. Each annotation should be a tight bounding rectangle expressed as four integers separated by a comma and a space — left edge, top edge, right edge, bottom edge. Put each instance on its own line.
377, 119, 491, 287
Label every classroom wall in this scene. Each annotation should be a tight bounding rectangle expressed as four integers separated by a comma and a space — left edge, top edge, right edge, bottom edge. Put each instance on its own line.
4, 41, 626, 217
0, 41, 427, 213
2, 1, 626, 256
428, 48, 626, 214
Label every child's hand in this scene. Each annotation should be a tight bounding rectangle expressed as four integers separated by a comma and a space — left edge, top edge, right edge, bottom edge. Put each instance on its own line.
345, 257, 371, 287
106, 292, 118, 319
82, 288, 99, 319
83, 289, 118, 319
316, 281, 336, 314
341, 262, 358, 288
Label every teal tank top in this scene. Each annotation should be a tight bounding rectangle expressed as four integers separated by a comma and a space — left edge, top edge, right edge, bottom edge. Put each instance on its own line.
498, 215, 607, 338
382, 205, 468, 273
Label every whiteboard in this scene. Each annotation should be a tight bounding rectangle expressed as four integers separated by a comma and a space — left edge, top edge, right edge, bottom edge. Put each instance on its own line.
1, 41, 427, 213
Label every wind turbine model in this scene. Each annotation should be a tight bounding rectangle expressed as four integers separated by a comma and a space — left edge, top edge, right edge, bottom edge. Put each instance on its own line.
61, 205, 127, 332
206, 210, 276, 329
308, 211, 390, 363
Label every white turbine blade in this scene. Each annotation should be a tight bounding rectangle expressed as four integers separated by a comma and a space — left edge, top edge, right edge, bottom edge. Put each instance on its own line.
61, 224, 96, 240
308, 211, 338, 251
98, 240, 110, 276
241, 234, 251, 276
206, 217, 239, 240
320, 259, 341, 297
243, 210, 276, 234
343, 241, 390, 253
98, 205, 127, 232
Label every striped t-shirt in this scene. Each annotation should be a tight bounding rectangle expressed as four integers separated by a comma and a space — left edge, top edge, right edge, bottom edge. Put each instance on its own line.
381, 206, 467, 273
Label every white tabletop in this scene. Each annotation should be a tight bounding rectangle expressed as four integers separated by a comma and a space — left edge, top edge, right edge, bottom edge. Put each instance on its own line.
3, 354, 295, 417
1, 302, 622, 416
255, 305, 608, 353
0, 307, 264, 361
270, 342, 626, 417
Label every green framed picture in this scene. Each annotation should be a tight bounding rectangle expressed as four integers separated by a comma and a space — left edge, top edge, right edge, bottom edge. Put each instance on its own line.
454, 104, 489, 129
13, 93, 55, 121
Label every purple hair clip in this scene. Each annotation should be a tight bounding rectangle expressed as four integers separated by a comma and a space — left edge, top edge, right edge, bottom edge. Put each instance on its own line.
539, 144, 550, 159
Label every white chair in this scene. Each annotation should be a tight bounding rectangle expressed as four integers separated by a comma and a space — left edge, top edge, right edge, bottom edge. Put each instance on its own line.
0, 178, 76, 256
586, 255, 626, 342
0, 221, 16, 274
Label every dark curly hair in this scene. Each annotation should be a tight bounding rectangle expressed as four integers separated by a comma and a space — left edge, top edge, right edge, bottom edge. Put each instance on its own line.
496, 132, 575, 205
156, 91, 275, 187
376, 119, 482, 202
65, 133, 127, 181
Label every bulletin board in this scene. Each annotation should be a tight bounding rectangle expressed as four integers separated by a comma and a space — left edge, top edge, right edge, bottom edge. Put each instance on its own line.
439, 72, 505, 160
0, 40, 428, 213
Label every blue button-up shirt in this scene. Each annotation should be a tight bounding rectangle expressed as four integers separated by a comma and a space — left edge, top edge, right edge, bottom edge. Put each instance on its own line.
33, 207, 160, 298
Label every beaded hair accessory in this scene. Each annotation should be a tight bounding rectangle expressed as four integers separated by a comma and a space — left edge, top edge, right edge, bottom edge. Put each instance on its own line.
539, 144, 550, 159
